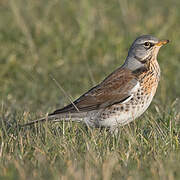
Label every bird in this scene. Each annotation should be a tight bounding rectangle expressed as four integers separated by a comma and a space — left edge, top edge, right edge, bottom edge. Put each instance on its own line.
23, 35, 169, 133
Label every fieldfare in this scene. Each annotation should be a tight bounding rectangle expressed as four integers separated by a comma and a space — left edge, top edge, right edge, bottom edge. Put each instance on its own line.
24, 35, 169, 132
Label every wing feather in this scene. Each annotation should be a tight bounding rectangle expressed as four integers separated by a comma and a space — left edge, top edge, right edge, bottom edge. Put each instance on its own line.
51, 67, 139, 115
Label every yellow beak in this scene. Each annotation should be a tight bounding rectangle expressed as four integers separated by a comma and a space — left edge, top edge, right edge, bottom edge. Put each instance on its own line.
155, 39, 169, 46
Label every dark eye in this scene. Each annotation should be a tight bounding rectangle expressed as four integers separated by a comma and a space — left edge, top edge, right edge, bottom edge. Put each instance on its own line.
144, 42, 153, 49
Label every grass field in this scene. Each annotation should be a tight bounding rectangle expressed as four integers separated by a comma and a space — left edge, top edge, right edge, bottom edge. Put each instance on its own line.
0, 0, 180, 179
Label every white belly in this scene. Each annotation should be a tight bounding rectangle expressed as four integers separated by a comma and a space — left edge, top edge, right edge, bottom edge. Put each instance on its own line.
96, 91, 155, 128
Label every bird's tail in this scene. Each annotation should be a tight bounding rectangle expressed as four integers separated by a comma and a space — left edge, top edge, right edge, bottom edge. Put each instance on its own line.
21, 112, 86, 127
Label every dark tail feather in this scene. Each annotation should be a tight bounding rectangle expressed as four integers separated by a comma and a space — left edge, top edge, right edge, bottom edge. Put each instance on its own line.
21, 115, 57, 127
21, 112, 85, 127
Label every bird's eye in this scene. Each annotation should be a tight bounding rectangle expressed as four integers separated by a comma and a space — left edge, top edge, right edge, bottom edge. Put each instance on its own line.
144, 42, 154, 49
144, 42, 150, 47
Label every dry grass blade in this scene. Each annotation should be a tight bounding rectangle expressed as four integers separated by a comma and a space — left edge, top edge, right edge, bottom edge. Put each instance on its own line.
49, 74, 79, 112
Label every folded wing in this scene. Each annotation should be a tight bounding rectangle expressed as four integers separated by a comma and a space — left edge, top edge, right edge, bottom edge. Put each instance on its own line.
50, 67, 139, 115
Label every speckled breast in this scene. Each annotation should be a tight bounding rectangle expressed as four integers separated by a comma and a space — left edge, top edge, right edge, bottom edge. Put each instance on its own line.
98, 59, 161, 128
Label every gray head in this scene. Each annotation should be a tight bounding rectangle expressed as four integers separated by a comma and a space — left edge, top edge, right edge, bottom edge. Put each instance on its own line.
124, 35, 169, 71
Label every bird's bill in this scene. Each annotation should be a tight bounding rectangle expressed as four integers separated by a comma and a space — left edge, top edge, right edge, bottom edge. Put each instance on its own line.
155, 39, 169, 46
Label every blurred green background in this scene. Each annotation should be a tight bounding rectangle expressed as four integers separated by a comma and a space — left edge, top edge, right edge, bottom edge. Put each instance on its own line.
0, 0, 180, 179
1, 0, 180, 113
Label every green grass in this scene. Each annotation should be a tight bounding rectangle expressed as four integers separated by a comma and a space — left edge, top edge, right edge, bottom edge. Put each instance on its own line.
0, 0, 180, 179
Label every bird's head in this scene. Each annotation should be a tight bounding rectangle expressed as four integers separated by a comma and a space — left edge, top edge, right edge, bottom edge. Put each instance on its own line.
124, 35, 169, 71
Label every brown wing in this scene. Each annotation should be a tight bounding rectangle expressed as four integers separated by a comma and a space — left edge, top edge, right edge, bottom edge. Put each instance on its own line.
50, 67, 139, 115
